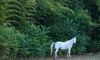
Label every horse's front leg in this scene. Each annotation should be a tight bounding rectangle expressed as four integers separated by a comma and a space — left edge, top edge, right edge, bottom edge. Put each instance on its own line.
55, 49, 59, 58
67, 48, 71, 58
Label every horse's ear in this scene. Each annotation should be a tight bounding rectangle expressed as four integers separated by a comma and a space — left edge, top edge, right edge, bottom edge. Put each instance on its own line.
75, 35, 78, 38
74, 36, 77, 39
75, 36, 77, 38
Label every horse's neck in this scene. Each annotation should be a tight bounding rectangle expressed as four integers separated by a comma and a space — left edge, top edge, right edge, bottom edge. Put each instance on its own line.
65, 39, 74, 44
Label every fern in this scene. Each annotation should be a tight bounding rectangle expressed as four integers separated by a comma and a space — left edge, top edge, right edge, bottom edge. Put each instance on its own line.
25, 0, 36, 23
4, 0, 25, 27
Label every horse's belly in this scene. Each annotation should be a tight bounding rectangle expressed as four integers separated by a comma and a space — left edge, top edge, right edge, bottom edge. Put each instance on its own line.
60, 44, 68, 50
61, 47, 66, 50
55, 42, 69, 50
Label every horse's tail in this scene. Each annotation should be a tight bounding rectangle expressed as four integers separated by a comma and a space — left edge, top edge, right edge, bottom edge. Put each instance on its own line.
50, 42, 55, 56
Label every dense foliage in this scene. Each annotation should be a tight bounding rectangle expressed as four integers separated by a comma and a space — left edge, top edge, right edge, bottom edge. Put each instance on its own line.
0, 0, 100, 60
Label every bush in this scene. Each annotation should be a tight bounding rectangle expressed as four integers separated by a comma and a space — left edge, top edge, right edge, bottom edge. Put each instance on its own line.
92, 39, 100, 52
72, 35, 90, 54
0, 22, 51, 59
0, 25, 19, 60
17, 22, 51, 57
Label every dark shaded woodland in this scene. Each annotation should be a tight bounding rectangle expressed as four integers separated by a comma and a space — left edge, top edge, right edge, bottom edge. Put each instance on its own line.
0, 0, 100, 60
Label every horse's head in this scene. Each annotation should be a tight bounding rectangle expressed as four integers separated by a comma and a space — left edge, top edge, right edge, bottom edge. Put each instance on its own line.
73, 37, 76, 44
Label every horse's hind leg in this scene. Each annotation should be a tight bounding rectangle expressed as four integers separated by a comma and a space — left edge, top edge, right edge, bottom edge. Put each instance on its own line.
55, 49, 59, 58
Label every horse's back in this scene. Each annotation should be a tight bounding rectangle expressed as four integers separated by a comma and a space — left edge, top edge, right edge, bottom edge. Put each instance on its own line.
54, 42, 62, 49
55, 42, 68, 50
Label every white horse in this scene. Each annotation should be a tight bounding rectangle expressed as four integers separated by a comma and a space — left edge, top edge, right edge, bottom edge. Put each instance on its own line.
50, 37, 76, 58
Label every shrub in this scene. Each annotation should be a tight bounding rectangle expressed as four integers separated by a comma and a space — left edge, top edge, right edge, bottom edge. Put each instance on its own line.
17, 22, 51, 57
72, 35, 90, 54
0, 25, 19, 60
